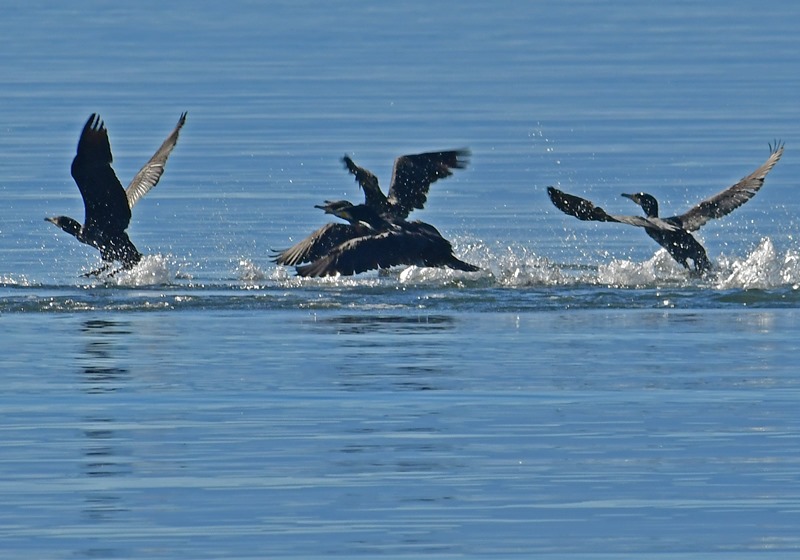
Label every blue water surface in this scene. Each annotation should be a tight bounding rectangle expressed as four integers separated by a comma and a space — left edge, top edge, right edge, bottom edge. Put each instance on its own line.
2, 1, 800, 558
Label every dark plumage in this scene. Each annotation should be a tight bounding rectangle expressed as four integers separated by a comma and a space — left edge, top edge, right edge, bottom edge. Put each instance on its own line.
272, 200, 386, 267
46, 112, 186, 275
291, 201, 479, 278
547, 143, 784, 273
273, 149, 475, 276
342, 149, 470, 220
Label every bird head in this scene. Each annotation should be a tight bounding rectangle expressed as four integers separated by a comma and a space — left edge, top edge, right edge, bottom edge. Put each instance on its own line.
621, 192, 659, 218
45, 215, 83, 238
314, 200, 354, 218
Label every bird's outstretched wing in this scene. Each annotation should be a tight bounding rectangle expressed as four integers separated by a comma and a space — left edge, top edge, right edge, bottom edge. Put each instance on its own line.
295, 221, 476, 277
272, 222, 360, 266
386, 149, 470, 219
342, 155, 389, 213
125, 112, 187, 209
70, 114, 131, 233
674, 142, 784, 232
547, 186, 657, 229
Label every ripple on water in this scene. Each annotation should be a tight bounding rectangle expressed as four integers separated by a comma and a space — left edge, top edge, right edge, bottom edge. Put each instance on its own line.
3, 237, 800, 314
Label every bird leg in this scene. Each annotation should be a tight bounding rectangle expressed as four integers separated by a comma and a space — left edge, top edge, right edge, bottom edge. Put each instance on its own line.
106, 265, 126, 278
81, 263, 112, 277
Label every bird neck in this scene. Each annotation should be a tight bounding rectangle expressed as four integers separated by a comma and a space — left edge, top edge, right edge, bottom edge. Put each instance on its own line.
361, 185, 390, 214
640, 197, 659, 218
343, 204, 390, 230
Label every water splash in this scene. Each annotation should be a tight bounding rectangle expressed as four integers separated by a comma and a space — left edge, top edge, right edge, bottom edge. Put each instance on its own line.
715, 238, 800, 290
5, 237, 800, 315
446, 240, 570, 287
0, 274, 33, 287
596, 250, 688, 287
398, 264, 486, 285
236, 258, 268, 283
103, 254, 174, 287
155, 236, 800, 293
444, 236, 800, 291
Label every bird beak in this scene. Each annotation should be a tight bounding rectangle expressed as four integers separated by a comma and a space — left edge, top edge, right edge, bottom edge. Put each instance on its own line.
620, 193, 634, 200
314, 201, 334, 213
45, 216, 56, 224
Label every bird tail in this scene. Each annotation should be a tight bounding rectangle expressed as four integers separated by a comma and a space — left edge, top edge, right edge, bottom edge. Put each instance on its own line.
446, 256, 480, 272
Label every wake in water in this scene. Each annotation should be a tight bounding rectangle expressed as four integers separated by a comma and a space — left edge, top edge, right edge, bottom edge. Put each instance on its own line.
3, 238, 800, 315
591, 237, 800, 290
16, 237, 797, 292
560, 237, 800, 290
237, 236, 800, 292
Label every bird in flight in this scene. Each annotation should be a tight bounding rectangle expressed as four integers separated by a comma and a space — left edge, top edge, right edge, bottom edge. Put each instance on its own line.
547, 142, 784, 274
46, 112, 186, 276
341, 149, 470, 220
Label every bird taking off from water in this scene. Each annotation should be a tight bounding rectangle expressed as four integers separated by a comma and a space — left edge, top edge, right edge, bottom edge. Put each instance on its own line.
273, 148, 476, 276
342, 149, 470, 220
291, 201, 479, 278
271, 200, 389, 268
547, 142, 783, 274
46, 112, 186, 276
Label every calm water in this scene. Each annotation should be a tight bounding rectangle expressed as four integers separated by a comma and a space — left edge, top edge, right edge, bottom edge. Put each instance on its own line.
2, 1, 800, 558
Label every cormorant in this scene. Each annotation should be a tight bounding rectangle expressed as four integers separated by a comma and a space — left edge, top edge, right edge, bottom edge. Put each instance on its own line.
342, 149, 470, 220
292, 201, 479, 277
271, 200, 389, 267
46, 112, 186, 276
547, 142, 783, 274
273, 149, 474, 275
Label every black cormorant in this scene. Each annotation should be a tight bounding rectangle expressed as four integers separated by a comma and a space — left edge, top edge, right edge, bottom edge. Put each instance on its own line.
547, 143, 783, 273
271, 200, 389, 267
273, 149, 474, 275
292, 201, 479, 277
46, 113, 186, 275
342, 149, 470, 220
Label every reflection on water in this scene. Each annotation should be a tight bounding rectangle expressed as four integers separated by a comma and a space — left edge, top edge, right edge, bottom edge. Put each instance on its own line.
318, 314, 457, 335
76, 319, 133, 541
82, 491, 125, 522
311, 313, 460, 391
78, 319, 131, 393
1, 310, 799, 558
82, 418, 131, 479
